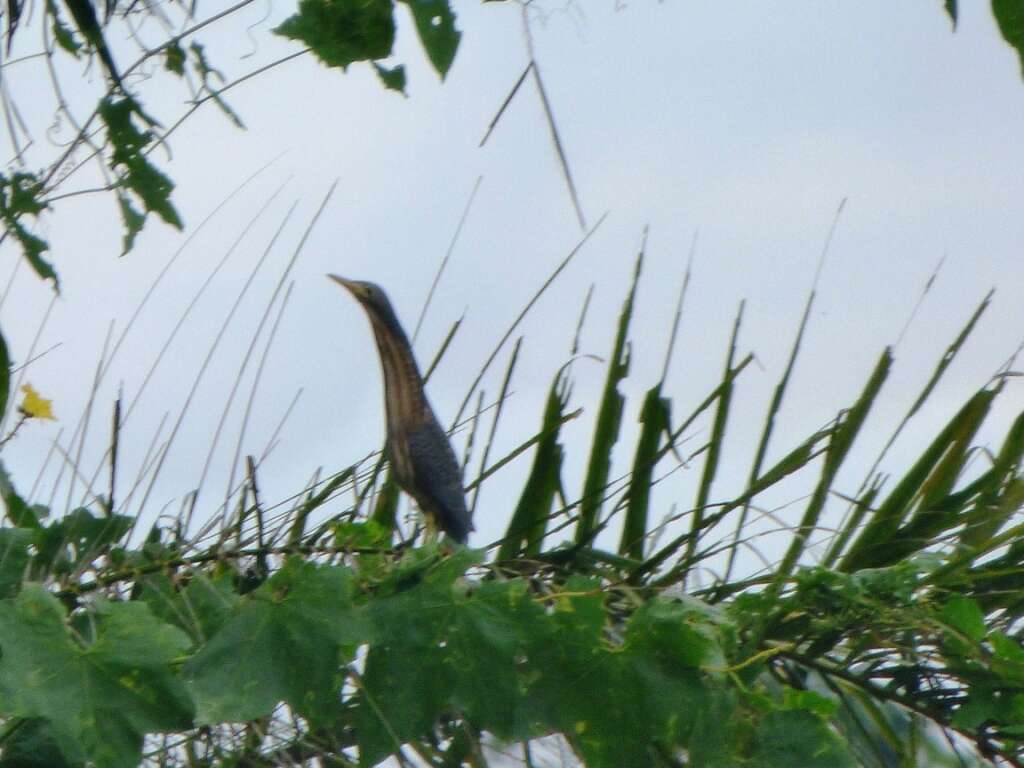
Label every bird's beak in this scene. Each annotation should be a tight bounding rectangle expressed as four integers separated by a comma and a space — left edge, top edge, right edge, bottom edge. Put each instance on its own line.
329, 274, 367, 305
327, 273, 356, 292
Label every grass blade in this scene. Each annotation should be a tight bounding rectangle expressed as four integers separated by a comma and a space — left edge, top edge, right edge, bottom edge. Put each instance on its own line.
685, 300, 744, 565
575, 237, 643, 543
840, 384, 997, 572
619, 384, 670, 559
497, 373, 570, 560
772, 347, 892, 590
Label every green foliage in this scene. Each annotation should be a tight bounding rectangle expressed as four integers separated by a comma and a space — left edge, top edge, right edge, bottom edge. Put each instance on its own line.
275, 0, 395, 70
0, 587, 192, 768
0, 172, 54, 286
373, 61, 407, 94
274, 0, 460, 81
498, 372, 569, 559
4, 2, 1024, 765
185, 559, 361, 724
993, 0, 1024, 77
98, 98, 182, 245
576, 248, 640, 543
397, 0, 461, 78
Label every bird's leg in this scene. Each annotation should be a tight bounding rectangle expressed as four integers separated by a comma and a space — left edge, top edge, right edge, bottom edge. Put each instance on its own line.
421, 513, 439, 548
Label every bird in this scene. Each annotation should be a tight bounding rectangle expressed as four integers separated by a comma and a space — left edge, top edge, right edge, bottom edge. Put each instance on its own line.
328, 275, 473, 544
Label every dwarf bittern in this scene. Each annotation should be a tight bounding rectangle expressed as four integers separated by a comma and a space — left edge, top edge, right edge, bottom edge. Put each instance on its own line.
329, 275, 473, 544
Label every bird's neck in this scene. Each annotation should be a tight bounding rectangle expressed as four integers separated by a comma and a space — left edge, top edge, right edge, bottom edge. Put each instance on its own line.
371, 321, 429, 429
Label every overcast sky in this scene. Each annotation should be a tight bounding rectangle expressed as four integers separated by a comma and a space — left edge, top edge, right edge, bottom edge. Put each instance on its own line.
1, 1, 1023, 577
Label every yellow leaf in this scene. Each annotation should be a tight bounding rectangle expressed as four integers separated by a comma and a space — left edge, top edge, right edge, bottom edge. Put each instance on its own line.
19, 384, 55, 420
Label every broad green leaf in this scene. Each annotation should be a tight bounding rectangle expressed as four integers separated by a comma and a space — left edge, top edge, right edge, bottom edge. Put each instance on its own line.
945, 0, 958, 28
397, 0, 460, 78
993, 0, 1024, 78
0, 586, 193, 768
688, 689, 748, 767
0, 460, 42, 529
274, 0, 395, 69
446, 579, 544, 739
523, 576, 606, 729
357, 549, 479, 765
185, 560, 362, 724
751, 710, 856, 768
0, 717, 72, 767
625, 598, 721, 668
0, 527, 32, 598
616, 599, 722, 751
33, 508, 133, 576
941, 595, 985, 642
138, 569, 239, 644
358, 642, 448, 766
782, 688, 839, 718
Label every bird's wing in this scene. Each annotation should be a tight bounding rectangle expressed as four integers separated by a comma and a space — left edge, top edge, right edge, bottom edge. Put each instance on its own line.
407, 419, 473, 542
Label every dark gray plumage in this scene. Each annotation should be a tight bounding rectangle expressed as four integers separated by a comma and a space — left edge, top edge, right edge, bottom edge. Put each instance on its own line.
329, 275, 473, 543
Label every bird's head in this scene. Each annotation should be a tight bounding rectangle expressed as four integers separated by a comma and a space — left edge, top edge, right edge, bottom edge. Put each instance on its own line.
328, 274, 405, 338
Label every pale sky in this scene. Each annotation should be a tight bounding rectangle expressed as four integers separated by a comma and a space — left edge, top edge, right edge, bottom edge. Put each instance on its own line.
1, 2, 1023, 578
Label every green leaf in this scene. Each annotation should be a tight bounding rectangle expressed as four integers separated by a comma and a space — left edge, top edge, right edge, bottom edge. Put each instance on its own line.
357, 550, 478, 765
397, 0, 460, 78
116, 193, 145, 255
782, 689, 839, 718
0, 718, 74, 767
61, 0, 122, 87
993, 0, 1024, 79
940, 595, 985, 642
945, 0, 958, 28
0, 460, 42, 529
188, 43, 245, 129
274, 0, 395, 69
33, 508, 134, 576
372, 61, 406, 94
0, 172, 56, 287
751, 710, 856, 768
445, 579, 544, 739
45, 0, 81, 55
164, 39, 184, 75
0, 527, 32, 598
0, 586, 193, 768
184, 560, 362, 724
138, 570, 239, 644
98, 97, 183, 234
